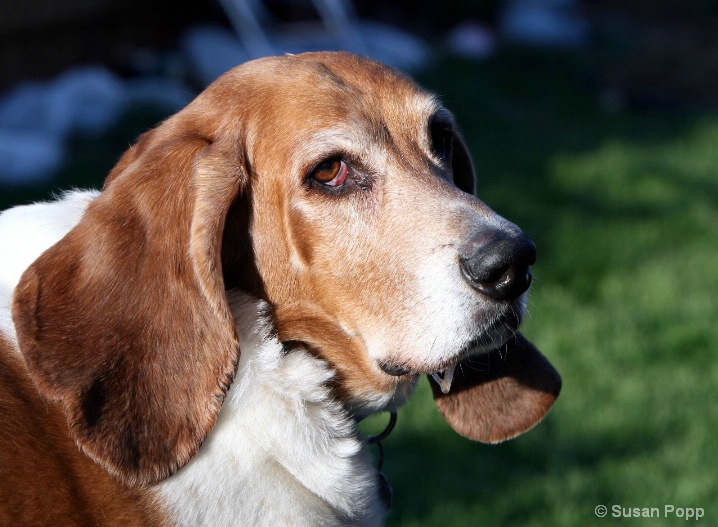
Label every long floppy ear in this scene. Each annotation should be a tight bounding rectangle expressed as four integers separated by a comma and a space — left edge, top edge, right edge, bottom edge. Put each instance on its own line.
12, 127, 245, 486
430, 333, 561, 443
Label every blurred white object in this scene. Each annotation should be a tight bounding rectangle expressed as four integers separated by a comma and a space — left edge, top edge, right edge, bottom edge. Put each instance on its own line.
0, 68, 123, 138
499, 0, 589, 48
183, 0, 432, 86
446, 22, 497, 60
182, 26, 252, 86
0, 130, 65, 186
0, 67, 193, 186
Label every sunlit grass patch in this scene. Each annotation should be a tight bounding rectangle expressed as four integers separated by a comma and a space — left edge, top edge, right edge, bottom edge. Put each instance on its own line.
383, 54, 718, 526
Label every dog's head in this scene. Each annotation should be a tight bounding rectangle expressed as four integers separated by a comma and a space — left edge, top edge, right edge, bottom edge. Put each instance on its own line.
12, 52, 560, 486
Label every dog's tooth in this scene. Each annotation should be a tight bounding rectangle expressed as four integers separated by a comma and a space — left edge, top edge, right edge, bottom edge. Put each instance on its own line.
430, 364, 457, 394
442, 364, 457, 394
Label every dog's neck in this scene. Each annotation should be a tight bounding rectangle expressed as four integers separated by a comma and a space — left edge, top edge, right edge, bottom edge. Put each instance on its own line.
156, 294, 387, 527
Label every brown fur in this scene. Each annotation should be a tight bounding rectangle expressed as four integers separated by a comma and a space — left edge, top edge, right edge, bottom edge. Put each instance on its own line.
0, 336, 170, 526
12, 132, 243, 486
4, 52, 560, 523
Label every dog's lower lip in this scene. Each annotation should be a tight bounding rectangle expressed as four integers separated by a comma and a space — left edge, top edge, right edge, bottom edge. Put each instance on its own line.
378, 335, 504, 379
378, 310, 522, 379
380, 360, 459, 393
379, 362, 413, 377
379, 360, 455, 379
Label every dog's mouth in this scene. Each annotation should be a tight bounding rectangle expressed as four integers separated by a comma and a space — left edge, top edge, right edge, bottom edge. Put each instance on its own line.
378, 360, 459, 394
378, 310, 522, 394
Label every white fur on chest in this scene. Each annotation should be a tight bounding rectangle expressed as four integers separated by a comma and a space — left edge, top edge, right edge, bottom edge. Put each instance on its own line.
0, 193, 385, 525
156, 296, 385, 527
0, 190, 99, 343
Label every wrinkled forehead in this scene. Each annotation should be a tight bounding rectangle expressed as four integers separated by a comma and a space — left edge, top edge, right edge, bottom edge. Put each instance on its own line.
230, 54, 442, 167
276, 53, 439, 121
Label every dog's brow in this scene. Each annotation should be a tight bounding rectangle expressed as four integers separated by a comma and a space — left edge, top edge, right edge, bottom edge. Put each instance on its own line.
294, 126, 386, 170
307, 60, 361, 96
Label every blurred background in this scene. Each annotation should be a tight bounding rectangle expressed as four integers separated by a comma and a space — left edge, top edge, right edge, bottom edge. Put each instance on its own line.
1, 0, 716, 525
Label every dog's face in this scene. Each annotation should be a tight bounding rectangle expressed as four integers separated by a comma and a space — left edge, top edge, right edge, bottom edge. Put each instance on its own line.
12, 52, 560, 486
221, 55, 535, 412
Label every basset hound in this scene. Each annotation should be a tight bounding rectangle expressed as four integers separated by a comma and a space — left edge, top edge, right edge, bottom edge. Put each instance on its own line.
0, 52, 561, 527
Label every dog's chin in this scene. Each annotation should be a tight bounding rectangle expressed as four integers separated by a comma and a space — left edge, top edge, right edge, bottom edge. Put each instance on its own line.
378, 309, 522, 394
346, 374, 419, 418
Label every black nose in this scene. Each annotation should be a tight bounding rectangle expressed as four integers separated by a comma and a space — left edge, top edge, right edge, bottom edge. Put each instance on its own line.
459, 231, 537, 301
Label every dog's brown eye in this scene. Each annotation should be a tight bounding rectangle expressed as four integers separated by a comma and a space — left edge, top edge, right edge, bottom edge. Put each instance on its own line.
312, 159, 348, 187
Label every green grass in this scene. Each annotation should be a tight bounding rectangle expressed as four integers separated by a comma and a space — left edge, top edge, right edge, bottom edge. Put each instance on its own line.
379, 53, 718, 526
2, 50, 717, 525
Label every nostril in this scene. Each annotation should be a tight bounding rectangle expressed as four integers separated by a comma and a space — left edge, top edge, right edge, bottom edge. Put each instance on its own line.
481, 262, 510, 285
459, 232, 536, 302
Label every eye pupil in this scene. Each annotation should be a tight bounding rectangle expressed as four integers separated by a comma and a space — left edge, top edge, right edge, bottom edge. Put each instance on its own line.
314, 160, 341, 183
311, 159, 349, 188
